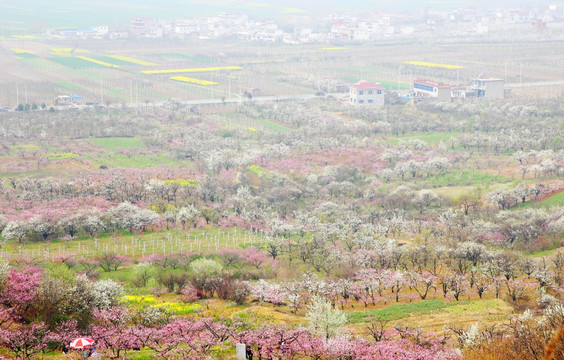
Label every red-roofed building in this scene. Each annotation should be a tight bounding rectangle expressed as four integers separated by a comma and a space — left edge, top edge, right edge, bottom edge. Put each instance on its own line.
349, 80, 385, 106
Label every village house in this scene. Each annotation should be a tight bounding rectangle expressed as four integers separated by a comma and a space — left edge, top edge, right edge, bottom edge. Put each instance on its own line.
349, 80, 385, 105
471, 77, 505, 99
413, 79, 452, 101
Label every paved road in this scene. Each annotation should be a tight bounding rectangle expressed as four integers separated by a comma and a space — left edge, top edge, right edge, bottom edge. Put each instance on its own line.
505, 80, 564, 88
42, 94, 318, 111
117, 94, 318, 109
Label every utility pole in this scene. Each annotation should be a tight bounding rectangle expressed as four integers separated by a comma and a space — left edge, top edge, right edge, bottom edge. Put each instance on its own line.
100, 80, 103, 105
211, 72, 214, 100
228, 73, 231, 100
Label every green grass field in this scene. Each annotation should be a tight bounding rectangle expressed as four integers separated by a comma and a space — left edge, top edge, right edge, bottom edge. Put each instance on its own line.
93, 56, 136, 67
48, 57, 107, 69
539, 191, 564, 207
85, 153, 183, 168
347, 299, 462, 323
514, 190, 564, 210
1, 226, 264, 263
22, 57, 66, 71
342, 76, 411, 90
55, 81, 87, 92
254, 118, 292, 132
347, 299, 507, 323
15, 52, 39, 59
90, 137, 146, 151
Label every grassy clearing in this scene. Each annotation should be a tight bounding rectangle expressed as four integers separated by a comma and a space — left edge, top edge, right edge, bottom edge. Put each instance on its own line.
342, 76, 411, 90
85, 153, 177, 168
107, 55, 158, 66
514, 190, 564, 210
54, 81, 85, 91
442, 299, 508, 315
3, 226, 264, 262
23, 58, 70, 71
348, 299, 510, 323
76, 56, 120, 68
48, 57, 106, 69
347, 299, 461, 323
15, 52, 38, 59
254, 118, 292, 132
90, 137, 146, 151
529, 247, 563, 257
539, 191, 564, 207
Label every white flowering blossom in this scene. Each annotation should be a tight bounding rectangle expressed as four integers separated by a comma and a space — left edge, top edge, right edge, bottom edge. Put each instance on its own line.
93, 279, 124, 309
460, 323, 481, 347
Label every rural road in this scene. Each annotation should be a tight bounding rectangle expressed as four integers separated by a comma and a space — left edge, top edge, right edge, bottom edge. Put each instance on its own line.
116, 94, 318, 109
505, 80, 564, 88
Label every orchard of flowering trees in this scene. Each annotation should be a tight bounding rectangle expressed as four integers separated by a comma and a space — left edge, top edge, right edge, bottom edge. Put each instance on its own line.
0, 95, 564, 359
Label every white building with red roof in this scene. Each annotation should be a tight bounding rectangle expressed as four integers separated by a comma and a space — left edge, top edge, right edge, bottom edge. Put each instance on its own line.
349, 80, 385, 106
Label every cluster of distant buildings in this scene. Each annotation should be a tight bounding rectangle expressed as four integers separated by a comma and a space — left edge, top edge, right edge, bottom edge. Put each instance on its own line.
348, 76, 505, 106
43, 4, 564, 42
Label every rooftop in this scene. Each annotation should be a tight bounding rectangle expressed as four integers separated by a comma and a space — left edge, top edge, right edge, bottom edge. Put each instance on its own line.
414, 79, 452, 88
350, 80, 385, 90
472, 78, 504, 82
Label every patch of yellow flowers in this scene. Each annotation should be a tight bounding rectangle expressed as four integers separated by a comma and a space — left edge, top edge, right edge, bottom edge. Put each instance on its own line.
108, 55, 158, 66
170, 76, 217, 85
404, 61, 465, 69
77, 56, 120, 68
142, 66, 242, 74
121, 295, 201, 315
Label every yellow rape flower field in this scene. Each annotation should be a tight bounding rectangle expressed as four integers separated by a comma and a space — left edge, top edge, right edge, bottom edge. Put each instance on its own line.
170, 76, 218, 85
163, 179, 198, 187
12, 35, 37, 39
77, 56, 120, 68
404, 61, 465, 69
51, 48, 89, 55
321, 47, 347, 51
143, 66, 242, 74
108, 55, 158, 66
120, 295, 201, 315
